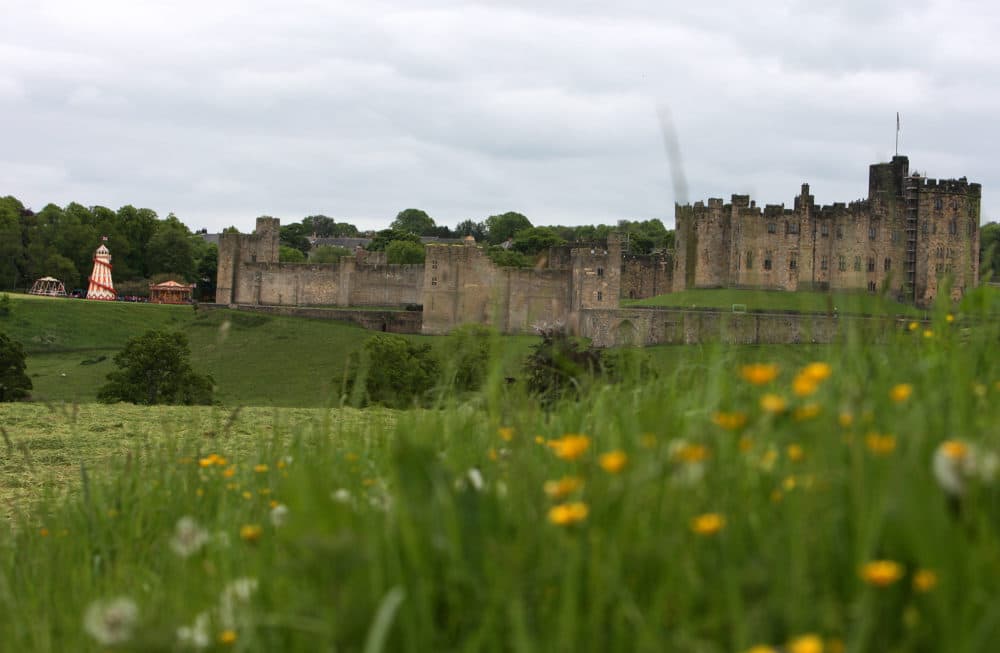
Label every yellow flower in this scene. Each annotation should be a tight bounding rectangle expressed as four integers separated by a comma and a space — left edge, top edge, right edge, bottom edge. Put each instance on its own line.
792, 373, 819, 397
487, 448, 498, 461
923, 329, 934, 339
941, 439, 968, 460
239, 524, 262, 543
543, 476, 584, 500
782, 475, 797, 491
740, 363, 779, 385
196, 487, 204, 497
534, 435, 545, 445
548, 501, 589, 526
860, 560, 903, 587
787, 444, 805, 462
788, 634, 824, 653
548, 434, 591, 460
222, 466, 236, 479
269, 499, 280, 509
253, 464, 269, 473
865, 432, 897, 456
599, 450, 628, 473
913, 569, 938, 592
199, 454, 218, 468
793, 403, 821, 421
760, 393, 787, 414
837, 412, 854, 428
673, 443, 710, 463
276, 459, 287, 469
801, 362, 832, 382
889, 383, 913, 403
690, 512, 725, 536
908, 321, 919, 331
219, 629, 237, 645
712, 411, 748, 430
242, 491, 252, 500
946, 313, 955, 323
744, 646, 778, 653
39, 527, 49, 537
498, 427, 515, 442
738, 436, 753, 453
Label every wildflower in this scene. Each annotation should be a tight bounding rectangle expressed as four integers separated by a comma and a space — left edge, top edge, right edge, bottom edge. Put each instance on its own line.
83, 596, 139, 646
220, 466, 235, 479
548, 434, 591, 460
931, 439, 997, 496
973, 382, 987, 398
759, 448, 779, 472
599, 450, 628, 473
793, 403, 821, 421
239, 524, 262, 543
787, 444, 805, 462
345, 452, 359, 462
865, 432, 897, 456
548, 501, 589, 526
792, 374, 819, 397
177, 611, 211, 649
690, 512, 725, 536
837, 412, 854, 428
760, 393, 787, 414
801, 362, 832, 382
889, 383, 913, 403
712, 411, 747, 430
219, 577, 258, 629
39, 527, 49, 537
487, 448, 498, 461
913, 569, 938, 592
783, 476, 797, 491
466, 467, 484, 491
923, 329, 934, 339
242, 491, 252, 500
498, 427, 514, 442
908, 321, 919, 331
671, 442, 710, 463
269, 503, 289, 527
543, 476, 584, 500
331, 488, 352, 504
788, 634, 824, 653
860, 560, 903, 587
196, 487, 204, 497
253, 464, 268, 473
170, 516, 211, 558
740, 363, 779, 385
738, 436, 753, 452
199, 454, 218, 468
946, 313, 955, 323
219, 630, 237, 645
534, 435, 545, 444
745, 646, 778, 653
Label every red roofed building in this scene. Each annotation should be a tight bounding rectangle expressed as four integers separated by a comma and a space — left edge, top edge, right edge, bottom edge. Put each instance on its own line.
149, 280, 196, 304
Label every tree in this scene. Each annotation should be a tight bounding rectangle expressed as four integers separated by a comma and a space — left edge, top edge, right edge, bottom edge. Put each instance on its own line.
193, 241, 218, 300
524, 324, 602, 407
366, 229, 422, 252
98, 330, 213, 405
511, 226, 565, 255
302, 215, 359, 238
390, 208, 436, 236
484, 212, 532, 245
454, 219, 486, 242
344, 334, 440, 408
0, 332, 31, 402
280, 222, 311, 255
386, 240, 425, 264
310, 246, 352, 264
441, 324, 496, 392
147, 215, 196, 280
279, 246, 306, 263
0, 198, 25, 290
981, 222, 1000, 280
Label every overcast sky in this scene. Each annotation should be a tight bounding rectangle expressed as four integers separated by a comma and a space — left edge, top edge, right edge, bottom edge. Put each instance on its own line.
2, 0, 997, 233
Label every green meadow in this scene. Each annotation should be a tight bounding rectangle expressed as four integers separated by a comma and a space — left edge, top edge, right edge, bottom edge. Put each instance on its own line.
1, 291, 999, 651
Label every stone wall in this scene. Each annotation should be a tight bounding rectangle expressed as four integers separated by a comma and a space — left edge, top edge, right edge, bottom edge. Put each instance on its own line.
621, 253, 673, 300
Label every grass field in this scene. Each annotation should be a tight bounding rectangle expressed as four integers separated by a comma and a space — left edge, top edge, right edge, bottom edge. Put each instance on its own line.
623, 288, 929, 315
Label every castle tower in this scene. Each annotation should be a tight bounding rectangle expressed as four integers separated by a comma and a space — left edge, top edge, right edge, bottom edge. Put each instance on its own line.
86, 241, 116, 301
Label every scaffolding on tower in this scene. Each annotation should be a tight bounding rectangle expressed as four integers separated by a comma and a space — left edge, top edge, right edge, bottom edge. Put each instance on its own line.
87, 239, 116, 301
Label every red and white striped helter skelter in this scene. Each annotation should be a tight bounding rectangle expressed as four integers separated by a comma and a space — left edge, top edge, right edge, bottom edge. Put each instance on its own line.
86, 238, 116, 301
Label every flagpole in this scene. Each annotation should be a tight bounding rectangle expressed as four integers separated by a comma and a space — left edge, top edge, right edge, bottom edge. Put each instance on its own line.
895, 112, 899, 156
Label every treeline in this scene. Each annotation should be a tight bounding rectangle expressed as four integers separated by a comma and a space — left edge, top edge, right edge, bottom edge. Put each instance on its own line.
278, 208, 675, 267
0, 196, 218, 298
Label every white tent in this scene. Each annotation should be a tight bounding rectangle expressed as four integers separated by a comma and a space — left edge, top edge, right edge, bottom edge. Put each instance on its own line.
28, 276, 67, 297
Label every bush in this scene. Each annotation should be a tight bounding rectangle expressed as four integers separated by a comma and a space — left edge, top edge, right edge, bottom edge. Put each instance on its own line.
524, 324, 602, 406
441, 324, 496, 393
344, 334, 439, 408
98, 330, 214, 405
0, 332, 31, 402
385, 240, 426, 265
0, 293, 11, 318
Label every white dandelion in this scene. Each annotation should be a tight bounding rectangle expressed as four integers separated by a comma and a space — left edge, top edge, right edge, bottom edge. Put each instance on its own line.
932, 439, 994, 497
177, 611, 211, 650
269, 503, 289, 527
170, 516, 211, 558
466, 468, 484, 491
331, 488, 352, 504
83, 596, 139, 646
219, 577, 258, 629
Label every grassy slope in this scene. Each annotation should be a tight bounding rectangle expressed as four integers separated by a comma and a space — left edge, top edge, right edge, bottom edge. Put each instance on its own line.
0, 294, 535, 407
624, 287, 927, 315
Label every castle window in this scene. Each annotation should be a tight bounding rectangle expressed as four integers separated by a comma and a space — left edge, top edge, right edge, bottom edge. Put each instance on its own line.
767, 222, 777, 234
746, 251, 753, 269
884, 258, 891, 271
431, 259, 438, 269
820, 223, 829, 237
597, 267, 604, 277
951, 199, 959, 210
854, 256, 861, 271
820, 257, 828, 271
890, 230, 900, 244
867, 257, 875, 272
836, 225, 844, 239
947, 248, 954, 259
789, 256, 797, 270
932, 222, 937, 235
869, 226, 877, 240
921, 222, 929, 235
597, 291, 603, 302
948, 220, 957, 235
934, 198, 943, 210
431, 277, 438, 286
936, 247, 944, 259
786, 221, 799, 235
868, 281, 877, 293
764, 251, 772, 271
838, 255, 846, 272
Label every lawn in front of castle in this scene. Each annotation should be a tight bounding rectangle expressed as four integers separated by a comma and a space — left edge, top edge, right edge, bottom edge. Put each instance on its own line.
2, 291, 999, 652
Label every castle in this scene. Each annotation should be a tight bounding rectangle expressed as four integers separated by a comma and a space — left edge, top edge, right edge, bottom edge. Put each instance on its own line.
674, 155, 981, 305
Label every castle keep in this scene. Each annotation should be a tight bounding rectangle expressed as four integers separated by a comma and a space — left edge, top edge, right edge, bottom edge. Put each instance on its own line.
674, 156, 981, 305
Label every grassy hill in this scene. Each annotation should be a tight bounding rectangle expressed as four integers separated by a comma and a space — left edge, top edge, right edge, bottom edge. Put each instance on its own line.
1, 294, 538, 407
624, 287, 936, 315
